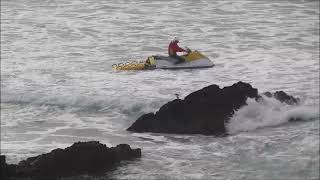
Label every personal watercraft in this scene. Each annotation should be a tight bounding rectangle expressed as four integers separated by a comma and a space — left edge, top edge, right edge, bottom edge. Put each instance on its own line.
112, 50, 214, 71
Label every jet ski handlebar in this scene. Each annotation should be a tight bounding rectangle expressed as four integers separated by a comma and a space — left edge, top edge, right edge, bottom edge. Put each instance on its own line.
185, 47, 192, 53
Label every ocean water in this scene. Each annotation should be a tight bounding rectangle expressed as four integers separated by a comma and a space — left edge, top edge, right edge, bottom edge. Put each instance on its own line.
1, 0, 319, 179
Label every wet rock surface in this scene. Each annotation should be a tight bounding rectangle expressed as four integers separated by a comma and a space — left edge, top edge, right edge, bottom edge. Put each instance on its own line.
1, 141, 141, 179
127, 81, 300, 135
263, 91, 299, 105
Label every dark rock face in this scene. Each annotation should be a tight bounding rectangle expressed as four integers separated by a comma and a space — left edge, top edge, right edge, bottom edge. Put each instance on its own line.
1, 141, 141, 179
127, 81, 259, 135
127, 82, 301, 135
263, 91, 299, 105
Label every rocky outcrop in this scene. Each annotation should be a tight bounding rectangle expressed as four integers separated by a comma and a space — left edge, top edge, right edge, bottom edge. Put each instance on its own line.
263, 91, 299, 105
128, 81, 259, 135
127, 81, 300, 135
1, 141, 141, 179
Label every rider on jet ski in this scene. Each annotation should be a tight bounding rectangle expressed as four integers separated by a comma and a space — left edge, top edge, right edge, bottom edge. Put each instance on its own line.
168, 37, 189, 64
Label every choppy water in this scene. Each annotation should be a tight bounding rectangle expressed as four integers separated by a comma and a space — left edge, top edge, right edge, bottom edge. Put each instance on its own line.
1, 0, 319, 179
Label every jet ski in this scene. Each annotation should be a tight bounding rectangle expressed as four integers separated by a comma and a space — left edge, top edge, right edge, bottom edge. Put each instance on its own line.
112, 50, 214, 71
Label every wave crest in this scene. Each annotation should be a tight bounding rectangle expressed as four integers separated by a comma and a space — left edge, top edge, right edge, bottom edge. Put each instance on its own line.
226, 96, 319, 134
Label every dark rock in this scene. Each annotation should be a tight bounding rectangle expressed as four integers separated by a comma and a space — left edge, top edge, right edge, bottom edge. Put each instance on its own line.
127, 113, 157, 132
263, 91, 272, 98
127, 81, 301, 135
127, 81, 259, 135
1, 141, 141, 179
1, 155, 7, 179
263, 91, 299, 105
274, 91, 299, 105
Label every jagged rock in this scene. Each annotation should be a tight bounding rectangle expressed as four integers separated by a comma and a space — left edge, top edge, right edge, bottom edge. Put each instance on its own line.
127, 81, 259, 135
263, 91, 299, 105
127, 81, 301, 135
1, 141, 141, 179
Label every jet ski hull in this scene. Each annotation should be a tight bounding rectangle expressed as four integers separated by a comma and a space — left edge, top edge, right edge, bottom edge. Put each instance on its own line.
112, 51, 214, 71
152, 55, 214, 69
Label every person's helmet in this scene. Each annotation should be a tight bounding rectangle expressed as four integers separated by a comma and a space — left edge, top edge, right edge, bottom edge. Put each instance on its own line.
173, 37, 179, 42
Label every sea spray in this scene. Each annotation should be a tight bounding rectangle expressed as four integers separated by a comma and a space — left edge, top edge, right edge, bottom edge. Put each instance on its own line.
226, 96, 319, 134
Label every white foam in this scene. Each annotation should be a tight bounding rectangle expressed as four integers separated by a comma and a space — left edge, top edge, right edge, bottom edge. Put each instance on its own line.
226, 96, 319, 134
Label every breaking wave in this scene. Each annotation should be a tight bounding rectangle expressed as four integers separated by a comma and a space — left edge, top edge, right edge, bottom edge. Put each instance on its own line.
226, 96, 319, 134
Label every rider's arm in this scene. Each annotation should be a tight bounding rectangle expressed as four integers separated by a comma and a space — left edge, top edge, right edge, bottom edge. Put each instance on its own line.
173, 44, 186, 52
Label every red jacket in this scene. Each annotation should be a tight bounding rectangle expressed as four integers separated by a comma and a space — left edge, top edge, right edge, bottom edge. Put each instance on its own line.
168, 41, 185, 56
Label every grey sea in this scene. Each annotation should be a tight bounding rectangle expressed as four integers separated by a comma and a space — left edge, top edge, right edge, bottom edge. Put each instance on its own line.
1, 0, 319, 179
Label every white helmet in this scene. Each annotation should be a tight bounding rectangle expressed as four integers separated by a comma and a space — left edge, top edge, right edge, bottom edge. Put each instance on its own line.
173, 37, 179, 42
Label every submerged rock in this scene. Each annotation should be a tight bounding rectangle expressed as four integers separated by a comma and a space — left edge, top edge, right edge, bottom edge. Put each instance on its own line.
127, 81, 300, 135
1, 141, 141, 179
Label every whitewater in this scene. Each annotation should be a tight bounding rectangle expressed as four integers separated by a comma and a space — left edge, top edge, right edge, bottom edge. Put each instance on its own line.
1, 0, 319, 179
